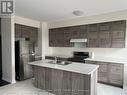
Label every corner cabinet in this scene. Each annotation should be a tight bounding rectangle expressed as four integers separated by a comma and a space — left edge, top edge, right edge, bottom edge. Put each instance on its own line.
49, 20, 126, 48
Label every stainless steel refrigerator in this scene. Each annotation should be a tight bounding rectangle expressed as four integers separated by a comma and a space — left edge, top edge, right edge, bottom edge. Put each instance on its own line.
15, 39, 35, 81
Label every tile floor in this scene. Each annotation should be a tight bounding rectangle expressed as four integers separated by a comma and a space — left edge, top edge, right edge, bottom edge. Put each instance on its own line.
0, 79, 123, 95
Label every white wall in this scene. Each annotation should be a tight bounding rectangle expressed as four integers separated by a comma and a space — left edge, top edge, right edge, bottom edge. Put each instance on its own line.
48, 10, 127, 59
15, 16, 40, 28
1, 16, 15, 83
41, 22, 52, 58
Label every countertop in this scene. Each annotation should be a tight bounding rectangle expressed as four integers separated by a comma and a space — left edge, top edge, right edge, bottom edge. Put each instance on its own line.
85, 57, 127, 64
29, 60, 99, 75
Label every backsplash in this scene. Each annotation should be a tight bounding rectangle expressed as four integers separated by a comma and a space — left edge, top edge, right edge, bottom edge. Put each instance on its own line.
51, 47, 127, 59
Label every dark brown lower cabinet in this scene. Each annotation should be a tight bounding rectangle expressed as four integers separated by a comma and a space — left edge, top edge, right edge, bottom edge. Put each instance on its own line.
32, 66, 97, 95
85, 60, 124, 88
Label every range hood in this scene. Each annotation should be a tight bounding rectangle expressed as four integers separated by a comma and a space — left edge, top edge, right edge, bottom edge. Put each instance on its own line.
70, 38, 87, 43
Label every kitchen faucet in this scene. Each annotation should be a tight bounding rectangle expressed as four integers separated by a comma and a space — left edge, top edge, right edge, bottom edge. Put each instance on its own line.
54, 56, 57, 64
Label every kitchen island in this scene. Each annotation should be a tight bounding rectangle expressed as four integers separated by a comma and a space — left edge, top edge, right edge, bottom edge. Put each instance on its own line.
29, 60, 99, 95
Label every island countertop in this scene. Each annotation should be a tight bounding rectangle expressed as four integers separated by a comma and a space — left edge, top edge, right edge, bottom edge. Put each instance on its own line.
29, 60, 99, 75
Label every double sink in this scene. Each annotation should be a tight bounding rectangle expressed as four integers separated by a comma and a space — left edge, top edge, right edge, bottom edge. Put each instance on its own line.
48, 60, 72, 66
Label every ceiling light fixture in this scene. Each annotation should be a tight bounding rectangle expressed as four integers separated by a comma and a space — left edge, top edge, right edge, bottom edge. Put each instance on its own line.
72, 10, 84, 16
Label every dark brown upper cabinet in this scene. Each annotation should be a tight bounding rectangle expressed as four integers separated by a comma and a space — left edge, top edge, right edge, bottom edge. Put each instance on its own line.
15, 24, 38, 46
15, 24, 22, 38
111, 20, 126, 48
87, 24, 99, 47
70, 25, 87, 39
98, 22, 112, 48
49, 20, 126, 48
49, 28, 64, 47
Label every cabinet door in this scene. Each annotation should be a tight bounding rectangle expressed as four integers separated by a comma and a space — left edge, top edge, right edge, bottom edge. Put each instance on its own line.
108, 63, 124, 87
37, 66, 46, 89
32, 66, 45, 88
21, 25, 30, 39
49, 29, 56, 47
87, 24, 99, 47
62, 71, 72, 95
29, 27, 38, 46
51, 69, 63, 95
96, 62, 109, 83
111, 20, 126, 48
15, 24, 22, 38
71, 73, 90, 95
63, 27, 73, 47
70, 25, 87, 39
98, 22, 112, 48
45, 68, 52, 93
49, 28, 64, 47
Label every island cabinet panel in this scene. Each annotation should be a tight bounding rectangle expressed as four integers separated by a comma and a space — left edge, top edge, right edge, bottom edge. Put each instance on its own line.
45, 68, 52, 92
32, 66, 95, 95
62, 71, 72, 95
71, 73, 90, 95
85, 60, 124, 88
51, 69, 63, 95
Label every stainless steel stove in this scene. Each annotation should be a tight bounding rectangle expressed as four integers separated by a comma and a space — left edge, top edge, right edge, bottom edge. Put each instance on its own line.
68, 51, 89, 63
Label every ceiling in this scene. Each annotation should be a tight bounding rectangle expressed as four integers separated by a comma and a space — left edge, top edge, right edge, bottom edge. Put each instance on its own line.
16, 0, 127, 22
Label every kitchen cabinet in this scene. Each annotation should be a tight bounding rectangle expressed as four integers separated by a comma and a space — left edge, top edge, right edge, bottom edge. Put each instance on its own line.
29, 27, 38, 46
70, 25, 87, 39
111, 20, 126, 48
63, 27, 73, 47
49, 20, 126, 48
49, 28, 64, 47
85, 60, 124, 88
15, 24, 38, 46
15, 24, 22, 38
87, 24, 99, 47
21, 25, 30, 39
98, 22, 112, 48
49, 25, 87, 47
32, 65, 96, 95
108, 64, 123, 86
